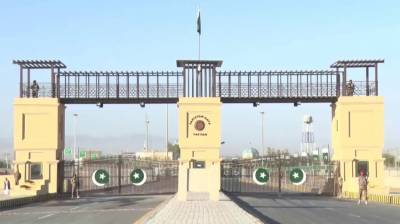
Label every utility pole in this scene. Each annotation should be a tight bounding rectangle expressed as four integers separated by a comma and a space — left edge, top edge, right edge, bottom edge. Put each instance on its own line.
166, 104, 169, 160
5, 152, 9, 170
260, 111, 265, 167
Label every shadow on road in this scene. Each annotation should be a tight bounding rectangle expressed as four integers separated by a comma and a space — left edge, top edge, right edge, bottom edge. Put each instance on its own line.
226, 193, 281, 224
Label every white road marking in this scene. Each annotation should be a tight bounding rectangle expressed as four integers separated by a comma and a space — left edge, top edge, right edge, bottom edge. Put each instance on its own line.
348, 213, 361, 218
0, 207, 155, 216
324, 207, 335, 211
70, 206, 80, 210
38, 213, 54, 220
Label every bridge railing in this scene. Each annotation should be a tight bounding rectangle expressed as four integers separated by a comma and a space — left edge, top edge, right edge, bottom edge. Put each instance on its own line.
20, 75, 376, 101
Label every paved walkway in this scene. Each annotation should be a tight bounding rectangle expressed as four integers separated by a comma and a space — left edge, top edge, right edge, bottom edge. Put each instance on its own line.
145, 193, 262, 224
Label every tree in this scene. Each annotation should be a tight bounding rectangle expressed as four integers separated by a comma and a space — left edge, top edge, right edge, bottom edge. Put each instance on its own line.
168, 142, 180, 160
383, 153, 395, 167
0, 160, 6, 168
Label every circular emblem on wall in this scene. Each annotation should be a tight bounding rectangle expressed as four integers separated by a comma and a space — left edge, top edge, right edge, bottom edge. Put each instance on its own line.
253, 168, 269, 185
289, 168, 306, 185
130, 168, 147, 186
92, 169, 109, 187
194, 120, 205, 131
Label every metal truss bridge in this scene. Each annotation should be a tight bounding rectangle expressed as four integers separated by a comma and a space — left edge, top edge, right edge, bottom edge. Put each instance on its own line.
14, 59, 383, 104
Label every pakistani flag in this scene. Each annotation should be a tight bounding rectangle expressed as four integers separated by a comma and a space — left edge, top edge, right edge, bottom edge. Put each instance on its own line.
197, 10, 201, 35
64, 148, 72, 156
79, 151, 86, 158
130, 169, 147, 186
92, 169, 109, 186
252, 168, 269, 185
289, 168, 306, 185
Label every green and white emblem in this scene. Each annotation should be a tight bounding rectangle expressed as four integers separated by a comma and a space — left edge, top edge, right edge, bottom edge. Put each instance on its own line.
92, 169, 109, 186
289, 168, 306, 185
252, 168, 269, 185
130, 169, 147, 186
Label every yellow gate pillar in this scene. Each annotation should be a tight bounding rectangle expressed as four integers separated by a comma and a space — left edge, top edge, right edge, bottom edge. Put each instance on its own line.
332, 96, 386, 194
13, 98, 65, 196
177, 98, 222, 201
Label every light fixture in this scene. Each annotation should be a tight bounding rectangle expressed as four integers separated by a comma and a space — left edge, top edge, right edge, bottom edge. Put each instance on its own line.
294, 101, 301, 107
96, 102, 103, 108
253, 102, 260, 107
140, 102, 145, 108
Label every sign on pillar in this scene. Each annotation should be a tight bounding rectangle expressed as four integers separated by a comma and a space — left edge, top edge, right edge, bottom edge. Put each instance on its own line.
177, 98, 222, 201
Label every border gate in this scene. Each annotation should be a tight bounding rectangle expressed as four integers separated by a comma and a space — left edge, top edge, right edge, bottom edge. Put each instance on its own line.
10, 58, 385, 198
221, 157, 336, 195
62, 157, 178, 195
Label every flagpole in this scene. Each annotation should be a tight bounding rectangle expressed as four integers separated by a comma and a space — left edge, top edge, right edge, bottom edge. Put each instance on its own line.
198, 33, 200, 60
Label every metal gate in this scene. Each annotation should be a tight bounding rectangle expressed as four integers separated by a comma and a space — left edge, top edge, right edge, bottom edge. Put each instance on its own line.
62, 156, 178, 195
221, 158, 336, 195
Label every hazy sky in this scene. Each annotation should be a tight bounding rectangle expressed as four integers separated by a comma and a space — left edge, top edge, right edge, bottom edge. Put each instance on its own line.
0, 1, 399, 156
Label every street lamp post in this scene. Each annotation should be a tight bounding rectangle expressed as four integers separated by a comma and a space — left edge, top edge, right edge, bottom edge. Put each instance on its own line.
260, 111, 265, 167
165, 104, 169, 160
73, 113, 78, 162
145, 113, 150, 152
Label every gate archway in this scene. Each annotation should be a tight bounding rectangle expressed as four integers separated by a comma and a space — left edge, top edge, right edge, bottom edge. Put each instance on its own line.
11, 58, 385, 198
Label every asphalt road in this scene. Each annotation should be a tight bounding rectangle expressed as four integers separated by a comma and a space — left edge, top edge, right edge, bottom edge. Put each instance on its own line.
229, 193, 400, 224
0, 194, 170, 224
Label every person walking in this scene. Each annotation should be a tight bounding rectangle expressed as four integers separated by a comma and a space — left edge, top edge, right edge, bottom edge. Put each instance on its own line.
358, 170, 368, 205
71, 173, 80, 199
3, 177, 11, 195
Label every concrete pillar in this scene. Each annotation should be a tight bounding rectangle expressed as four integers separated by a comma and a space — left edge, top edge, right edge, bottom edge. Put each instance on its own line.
332, 96, 386, 194
13, 98, 65, 196
177, 98, 221, 201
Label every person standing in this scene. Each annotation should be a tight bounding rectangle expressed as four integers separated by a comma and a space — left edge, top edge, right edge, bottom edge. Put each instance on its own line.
346, 80, 355, 96
358, 170, 368, 205
337, 175, 343, 199
3, 177, 11, 195
14, 165, 21, 186
71, 173, 80, 199
31, 80, 40, 98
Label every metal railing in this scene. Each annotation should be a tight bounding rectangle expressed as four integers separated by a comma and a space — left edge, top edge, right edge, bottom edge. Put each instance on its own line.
20, 72, 377, 103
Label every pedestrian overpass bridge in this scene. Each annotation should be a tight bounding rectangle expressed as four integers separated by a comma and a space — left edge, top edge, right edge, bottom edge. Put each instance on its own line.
14, 59, 381, 104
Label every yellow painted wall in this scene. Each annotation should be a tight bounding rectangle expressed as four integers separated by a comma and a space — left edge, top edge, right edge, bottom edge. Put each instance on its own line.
332, 96, 386, 194
177, 97, 221, 201
13, 98, 64, 196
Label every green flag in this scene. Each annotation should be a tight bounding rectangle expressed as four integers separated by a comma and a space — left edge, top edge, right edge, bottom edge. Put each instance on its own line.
197, 10, 201, 35
79, 151, 86, 158
90, 153, 97, 160
64, 148, 72, 155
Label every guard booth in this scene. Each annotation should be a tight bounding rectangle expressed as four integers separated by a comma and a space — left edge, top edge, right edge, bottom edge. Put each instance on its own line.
176, 60, 222, 201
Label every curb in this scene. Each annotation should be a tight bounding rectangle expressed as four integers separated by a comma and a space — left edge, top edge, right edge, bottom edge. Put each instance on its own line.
343, 191, 400, 206
134, 195, 174, 224
0, 193, 68, 211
